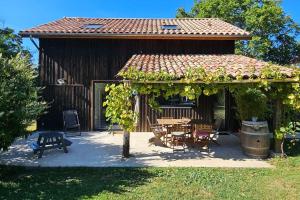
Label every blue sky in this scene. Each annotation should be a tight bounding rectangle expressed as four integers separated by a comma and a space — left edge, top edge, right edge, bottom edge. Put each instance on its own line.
0, 0, 299, 64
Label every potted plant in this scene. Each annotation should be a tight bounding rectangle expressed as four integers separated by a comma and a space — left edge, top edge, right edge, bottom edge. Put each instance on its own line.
234, 88, 270, 158
234, 88, 268, 122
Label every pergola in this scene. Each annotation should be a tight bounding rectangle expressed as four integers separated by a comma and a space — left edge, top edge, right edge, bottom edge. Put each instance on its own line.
106, 54, 300, 157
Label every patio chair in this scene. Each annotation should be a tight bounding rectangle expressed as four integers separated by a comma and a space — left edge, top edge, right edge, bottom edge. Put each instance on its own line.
193, 123, 212, 151
161, 117, 174, 119
147, 116, 167, 145
63, 110, 81, 136
294, 121, 300, 133
147, 116, 160, 128
149, 125, 167, 146
287, 121, 300, 139
211, 119, 223, 145
170, 124, 187, 152
181, 117, 192, 139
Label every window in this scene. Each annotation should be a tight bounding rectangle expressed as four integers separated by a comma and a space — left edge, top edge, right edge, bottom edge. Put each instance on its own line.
82, 24, 104, 29
161, 24, 180, 30
158, 95, 196, 107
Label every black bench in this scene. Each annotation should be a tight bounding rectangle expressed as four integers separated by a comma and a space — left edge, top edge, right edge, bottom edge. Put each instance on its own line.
30, 131, 72, 158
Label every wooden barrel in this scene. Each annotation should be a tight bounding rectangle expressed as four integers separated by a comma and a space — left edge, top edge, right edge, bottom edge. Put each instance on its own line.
241, 121, 270, 159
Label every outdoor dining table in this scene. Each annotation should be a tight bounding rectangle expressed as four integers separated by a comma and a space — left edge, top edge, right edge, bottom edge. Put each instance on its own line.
156, 118, 192, 146
156, 118, 191, 126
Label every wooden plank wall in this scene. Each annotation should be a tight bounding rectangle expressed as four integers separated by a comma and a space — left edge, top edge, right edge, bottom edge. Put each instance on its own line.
225, 90, 240, 132
39, 85, 89, 130
137, 95, 214, 132
39, 38, 234, 130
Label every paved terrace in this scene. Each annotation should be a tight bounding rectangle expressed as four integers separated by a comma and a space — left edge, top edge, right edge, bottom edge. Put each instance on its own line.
0, 132, 272, 168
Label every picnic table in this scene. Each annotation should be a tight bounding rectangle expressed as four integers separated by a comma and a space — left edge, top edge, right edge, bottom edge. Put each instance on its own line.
30, 131, 72, 158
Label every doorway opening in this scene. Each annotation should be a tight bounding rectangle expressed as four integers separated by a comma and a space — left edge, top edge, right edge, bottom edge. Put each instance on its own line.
93, 81, 121, 130
94, 82, 108, 130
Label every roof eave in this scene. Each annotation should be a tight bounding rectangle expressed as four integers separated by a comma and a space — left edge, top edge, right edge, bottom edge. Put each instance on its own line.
19, 32, 252, 40
121, 79, 299, 84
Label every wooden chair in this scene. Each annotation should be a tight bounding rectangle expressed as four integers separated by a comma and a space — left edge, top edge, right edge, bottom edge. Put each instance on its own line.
170, 124, 187, 152
156, 116, 174, 144
193, 123, 213, 151
63, 110, 81, 136
293, 121, 300, 133
147, 116, 167, 145
181, 117, 192, 139
147, 116, 164, 130
211, 119, 223, 145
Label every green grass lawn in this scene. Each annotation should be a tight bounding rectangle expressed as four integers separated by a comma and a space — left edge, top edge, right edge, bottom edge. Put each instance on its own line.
1, 157, 300, 200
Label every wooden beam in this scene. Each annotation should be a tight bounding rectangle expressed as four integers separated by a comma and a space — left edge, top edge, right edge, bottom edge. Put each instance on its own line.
122, 79, 299, 84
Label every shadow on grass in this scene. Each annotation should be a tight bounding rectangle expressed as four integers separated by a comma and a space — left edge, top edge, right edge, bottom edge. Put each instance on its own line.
284, 139, 300, 157
0, 165, 155, 200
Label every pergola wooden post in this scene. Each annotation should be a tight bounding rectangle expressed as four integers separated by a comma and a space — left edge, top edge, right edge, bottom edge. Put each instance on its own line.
273, 99, 284, 153
122, 130, 130, 158
122, 82, 132, 158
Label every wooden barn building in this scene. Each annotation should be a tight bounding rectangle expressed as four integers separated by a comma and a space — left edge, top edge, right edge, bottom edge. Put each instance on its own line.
20, 17, 254, 131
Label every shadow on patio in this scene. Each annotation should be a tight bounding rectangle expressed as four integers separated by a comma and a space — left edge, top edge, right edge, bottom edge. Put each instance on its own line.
0, 131, 272, 168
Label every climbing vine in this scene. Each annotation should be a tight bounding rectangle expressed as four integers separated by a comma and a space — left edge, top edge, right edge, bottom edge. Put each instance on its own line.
104, 64, 300, 142
103, 83, 137, 132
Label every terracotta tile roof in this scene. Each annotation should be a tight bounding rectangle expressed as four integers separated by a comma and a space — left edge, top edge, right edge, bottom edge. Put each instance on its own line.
121, 54, 294, 79
20, 17, 251, 39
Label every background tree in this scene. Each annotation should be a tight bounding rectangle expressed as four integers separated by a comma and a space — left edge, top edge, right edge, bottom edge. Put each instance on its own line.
0, 28, 30, 59
0, 28, 46, 151
177, 0, 300, 65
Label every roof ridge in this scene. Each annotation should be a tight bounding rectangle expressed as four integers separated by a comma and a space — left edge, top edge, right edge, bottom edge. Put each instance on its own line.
20, 17, 251, 39
62, 17, 221, 20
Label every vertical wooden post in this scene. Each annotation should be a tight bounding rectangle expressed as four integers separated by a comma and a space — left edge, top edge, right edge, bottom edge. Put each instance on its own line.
122, 130, 130, 158
134, 94, 140, 131
273, 99, 283, 153
274, 99, 283, 129
122, 82, 131, 158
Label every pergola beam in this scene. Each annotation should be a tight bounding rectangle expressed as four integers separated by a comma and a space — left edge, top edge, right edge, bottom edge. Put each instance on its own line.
122, 78, 299, 84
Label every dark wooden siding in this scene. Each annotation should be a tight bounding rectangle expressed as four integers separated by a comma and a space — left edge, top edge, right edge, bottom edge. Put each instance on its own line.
137, 95, 214, 132
39, 85, 88, 130
39, 38, 234, 130
225, 90, 240, 132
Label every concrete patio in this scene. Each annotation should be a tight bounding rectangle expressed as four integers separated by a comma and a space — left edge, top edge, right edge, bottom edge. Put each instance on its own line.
0, 131, 272, 168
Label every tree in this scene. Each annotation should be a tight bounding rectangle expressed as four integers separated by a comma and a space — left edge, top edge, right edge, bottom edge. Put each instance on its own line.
0, 28, 30, 59
0, 27, 46, 151
177, 0, 300, 65
0, 54, 46, 151
104, 83, 136, 157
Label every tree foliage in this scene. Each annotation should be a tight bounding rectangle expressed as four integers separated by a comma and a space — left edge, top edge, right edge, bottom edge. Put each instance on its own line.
0, 27, 45, 150
234, 87, 268, 120
0, 28, 30, 59
104, 84, 137, 132
176, 0, 300, 65
0, 54, 46, 150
